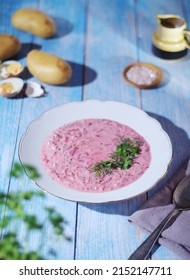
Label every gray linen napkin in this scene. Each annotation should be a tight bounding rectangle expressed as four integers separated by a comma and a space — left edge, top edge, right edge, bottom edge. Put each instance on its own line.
128, 159, 190, 259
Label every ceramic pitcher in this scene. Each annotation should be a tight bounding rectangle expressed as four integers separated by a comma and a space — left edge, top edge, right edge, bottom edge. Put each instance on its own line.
152, 14, 190, 58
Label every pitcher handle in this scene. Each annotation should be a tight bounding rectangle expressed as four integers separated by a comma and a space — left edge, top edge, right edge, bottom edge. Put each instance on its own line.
184, 29, 190, 49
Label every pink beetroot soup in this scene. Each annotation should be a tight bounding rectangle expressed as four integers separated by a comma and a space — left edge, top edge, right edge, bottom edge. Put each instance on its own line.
41, 119, 151, 192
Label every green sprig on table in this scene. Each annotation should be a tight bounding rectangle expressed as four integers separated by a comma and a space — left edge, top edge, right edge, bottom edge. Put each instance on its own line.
0, 162, 71, 260
90, 137, 140, 177
10, 162, 40, 179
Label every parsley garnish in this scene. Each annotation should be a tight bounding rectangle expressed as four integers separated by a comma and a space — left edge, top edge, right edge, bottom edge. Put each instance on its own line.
0, 162, 72, 260
89, 137, 140, 177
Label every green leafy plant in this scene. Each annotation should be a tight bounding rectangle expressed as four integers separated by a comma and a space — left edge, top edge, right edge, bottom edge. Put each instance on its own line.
10, 162, 40, 179
0, 162, 71, 260
89, 137, 140, 176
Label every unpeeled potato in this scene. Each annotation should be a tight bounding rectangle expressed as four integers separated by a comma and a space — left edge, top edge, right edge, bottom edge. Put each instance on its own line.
12, 8, 56, 38
27, 50, 72, 85
0, 34, 21, 61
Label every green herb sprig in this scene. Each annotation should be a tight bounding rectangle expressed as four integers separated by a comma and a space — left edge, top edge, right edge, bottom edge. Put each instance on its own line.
89, 137, 140, 177
0, 162, 71, 260
10, 162, 40, 179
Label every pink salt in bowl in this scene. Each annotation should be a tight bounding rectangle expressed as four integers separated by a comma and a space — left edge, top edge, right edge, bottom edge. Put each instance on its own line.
123, 62, 163, 89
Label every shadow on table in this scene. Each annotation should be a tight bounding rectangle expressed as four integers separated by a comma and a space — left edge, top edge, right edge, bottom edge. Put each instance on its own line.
81, 113, 190, 216
147, 112, 190, 196
156, 68, 170, 88
22, 67, 33, 80
62, 61, 97, 87
14, 43, 42, 60
52, 17, 73, 39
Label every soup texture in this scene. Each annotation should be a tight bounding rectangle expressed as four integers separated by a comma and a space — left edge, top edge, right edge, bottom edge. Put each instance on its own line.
41, 119, 151, 192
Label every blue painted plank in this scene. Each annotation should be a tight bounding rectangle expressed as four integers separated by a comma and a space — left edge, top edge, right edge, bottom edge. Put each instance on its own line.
83, 0, 141, 105
0, 0, 39, 230
136, 0, 190, 259
0, 0, 87, 259
1, 0, 188, 261
75, 0, 148, 260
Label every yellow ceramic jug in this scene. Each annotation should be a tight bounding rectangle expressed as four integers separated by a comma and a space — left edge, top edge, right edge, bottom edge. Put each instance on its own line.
152, 14, 190, 59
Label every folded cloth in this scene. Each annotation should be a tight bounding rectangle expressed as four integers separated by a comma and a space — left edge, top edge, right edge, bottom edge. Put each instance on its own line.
128, 159, 190, 260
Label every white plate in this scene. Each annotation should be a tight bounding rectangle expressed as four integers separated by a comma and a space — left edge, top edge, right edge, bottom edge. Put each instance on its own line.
19, 100, 172, 203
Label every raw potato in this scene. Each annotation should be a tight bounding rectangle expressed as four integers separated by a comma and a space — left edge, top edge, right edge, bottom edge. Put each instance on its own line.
27, 50, 72, 85
0, 34, 21, 61
12, 8, 56, 38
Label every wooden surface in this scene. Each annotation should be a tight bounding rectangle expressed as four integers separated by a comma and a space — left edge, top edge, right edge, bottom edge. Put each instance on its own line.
1, 0, 190, 260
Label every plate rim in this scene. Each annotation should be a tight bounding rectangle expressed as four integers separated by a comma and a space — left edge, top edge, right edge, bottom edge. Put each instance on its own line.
18, 99, 173, 203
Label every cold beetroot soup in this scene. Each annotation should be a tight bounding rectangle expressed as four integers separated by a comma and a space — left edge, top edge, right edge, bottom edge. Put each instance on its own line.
41, 119, 151, 192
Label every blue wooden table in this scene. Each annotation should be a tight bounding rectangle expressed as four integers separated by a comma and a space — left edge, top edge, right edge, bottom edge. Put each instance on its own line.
1, 0, 190, 260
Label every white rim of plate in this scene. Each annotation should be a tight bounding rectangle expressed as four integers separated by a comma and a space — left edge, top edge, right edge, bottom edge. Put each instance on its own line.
19, 100, 173, 203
